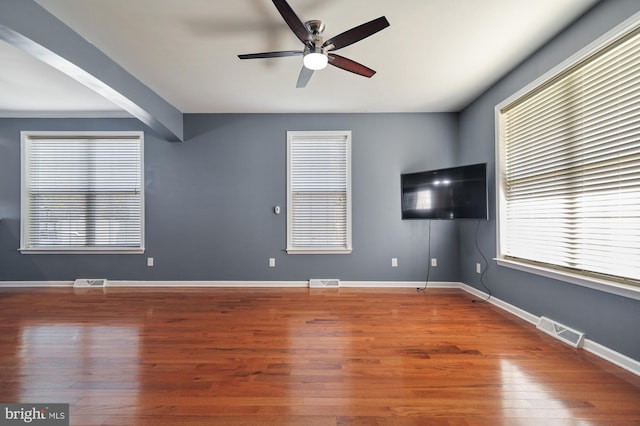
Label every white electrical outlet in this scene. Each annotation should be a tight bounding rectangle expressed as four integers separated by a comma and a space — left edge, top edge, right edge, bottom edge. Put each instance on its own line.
431, 258, 437, 267
476, 263, 482, 274
147, 257, 154, 267
269, 258, 276, 268
391, 258, 398, 267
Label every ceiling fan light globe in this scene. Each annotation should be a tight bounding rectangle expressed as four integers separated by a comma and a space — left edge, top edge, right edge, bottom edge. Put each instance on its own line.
303, 52, 328, 70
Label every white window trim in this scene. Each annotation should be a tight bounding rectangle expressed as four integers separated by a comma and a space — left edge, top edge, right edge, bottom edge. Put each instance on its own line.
494, 11, 640, 300
286, 130, 352, 254
20, 131, 145, 254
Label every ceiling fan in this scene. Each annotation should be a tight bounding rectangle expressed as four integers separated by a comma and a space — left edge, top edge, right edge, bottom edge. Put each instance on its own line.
238, 0, 390, 88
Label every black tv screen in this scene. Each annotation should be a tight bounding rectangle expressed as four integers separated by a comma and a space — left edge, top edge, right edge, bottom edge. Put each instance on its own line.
401, 163, 488, 220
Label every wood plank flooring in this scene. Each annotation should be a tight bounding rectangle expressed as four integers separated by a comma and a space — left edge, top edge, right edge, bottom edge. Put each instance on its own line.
0, 287, 638, 425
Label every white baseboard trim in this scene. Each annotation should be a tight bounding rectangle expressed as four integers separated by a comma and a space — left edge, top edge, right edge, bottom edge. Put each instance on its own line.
1, 279, 637, 376
0, 281, 73, 287
458, 283, 540, 325
107, 280, 309, 288
582, 339, 640, 377
340, 281, 457, 288
0, 280, 455, 288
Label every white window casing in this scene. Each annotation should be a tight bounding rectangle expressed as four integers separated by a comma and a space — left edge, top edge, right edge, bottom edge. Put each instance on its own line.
287, 131, 352, 254
496, 13, 640, 300
20, 131, 144, 254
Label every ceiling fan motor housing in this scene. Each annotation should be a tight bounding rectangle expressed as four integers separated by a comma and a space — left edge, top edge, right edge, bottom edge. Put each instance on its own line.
305, 20, 326, 35
304, 24, 328, 70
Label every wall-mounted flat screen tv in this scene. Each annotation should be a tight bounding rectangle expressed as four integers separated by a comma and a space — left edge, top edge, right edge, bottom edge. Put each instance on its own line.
401, 163, 488, 220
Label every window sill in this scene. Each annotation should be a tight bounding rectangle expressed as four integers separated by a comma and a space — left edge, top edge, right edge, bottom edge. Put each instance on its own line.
287, 248, 353, 255
496, 258, 640, 302
19, 248, 145, 255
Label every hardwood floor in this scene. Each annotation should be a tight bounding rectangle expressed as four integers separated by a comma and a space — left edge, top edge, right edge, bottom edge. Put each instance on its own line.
0, 287, 638, 425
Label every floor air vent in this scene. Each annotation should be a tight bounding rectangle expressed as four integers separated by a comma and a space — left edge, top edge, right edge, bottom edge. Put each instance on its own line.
74, 278, 108, 288
536, 316, 585, 348
309, 279, 340, 288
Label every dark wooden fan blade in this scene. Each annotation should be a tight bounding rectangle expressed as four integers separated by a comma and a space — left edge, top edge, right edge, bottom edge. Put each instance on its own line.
323, 16, 389, 51
238, 50, 303, 59
328, 54, 376, 77
272, 0, 313, 45
296, 66, 314, 88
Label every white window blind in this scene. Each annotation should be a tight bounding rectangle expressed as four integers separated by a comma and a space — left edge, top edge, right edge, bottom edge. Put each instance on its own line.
498, 24, 640, 286
287, 131, 352, 254
21, 132, 144, 253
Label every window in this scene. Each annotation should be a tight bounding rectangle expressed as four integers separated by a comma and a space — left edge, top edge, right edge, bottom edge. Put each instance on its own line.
287, 131, 352, 254
496, 18, 640, 293
21, 131, 144, 253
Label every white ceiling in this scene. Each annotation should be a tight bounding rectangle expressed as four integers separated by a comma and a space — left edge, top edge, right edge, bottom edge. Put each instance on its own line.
0, 0, 598, 115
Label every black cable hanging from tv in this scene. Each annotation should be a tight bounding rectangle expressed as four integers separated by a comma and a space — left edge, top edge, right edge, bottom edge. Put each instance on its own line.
417, 220, 432, 292
472, 219, 492, 303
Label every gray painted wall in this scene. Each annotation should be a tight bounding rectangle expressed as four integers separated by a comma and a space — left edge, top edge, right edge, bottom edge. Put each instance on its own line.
0, 113, 459, 282
458, 0, 640, 361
